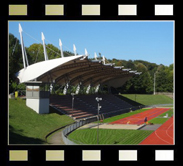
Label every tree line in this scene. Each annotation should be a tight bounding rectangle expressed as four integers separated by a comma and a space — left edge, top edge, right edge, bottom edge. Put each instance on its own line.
107, 59, 173, 94
9, 33, 173, 94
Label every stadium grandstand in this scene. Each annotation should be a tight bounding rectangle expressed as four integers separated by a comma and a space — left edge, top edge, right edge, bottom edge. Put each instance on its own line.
16, 24, 141, 120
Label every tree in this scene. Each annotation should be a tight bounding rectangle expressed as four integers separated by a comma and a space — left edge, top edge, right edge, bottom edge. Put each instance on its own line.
116, 60, 122, 66
9, 34, 23, 92
26, 43, 61, 64
26, 43, 44, 64
134, 63, 153, 93
46, 44, 61, 59
126, 60, 136, 70
63, 51, 74, 57
156, 64, 173, 92
120, 63, 153, 94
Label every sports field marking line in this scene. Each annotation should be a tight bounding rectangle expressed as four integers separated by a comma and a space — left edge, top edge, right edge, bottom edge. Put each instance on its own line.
115, 129, 139, 144
137, 108, 168, 117
154, 130, 171, 144
118, 108, 163, 121
130, 108, 169, 123
166, 123, 173, 140
125, 118, 143, 121
142, 108, 170, 120
154, 120, 173, 144
112, 108, 170, 125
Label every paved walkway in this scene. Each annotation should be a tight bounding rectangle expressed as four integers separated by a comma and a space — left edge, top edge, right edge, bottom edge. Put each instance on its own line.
47, 129, 65, 145
78, 123, 99, 129
140, 124, 162, 130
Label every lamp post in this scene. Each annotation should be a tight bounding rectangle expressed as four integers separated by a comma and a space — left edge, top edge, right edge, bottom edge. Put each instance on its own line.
71, 93, 75, 112
154, 72, 156, 95
154, 71, 158, 95
95, 97, 102, 144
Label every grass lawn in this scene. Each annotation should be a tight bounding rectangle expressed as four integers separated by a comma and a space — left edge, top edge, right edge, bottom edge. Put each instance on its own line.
158, 109, 173, 117
68, 129, 153, 145
121, 94, 173, 106
148, 118, 169, 124
148, 108, 173, 124
9, 98, 74, 144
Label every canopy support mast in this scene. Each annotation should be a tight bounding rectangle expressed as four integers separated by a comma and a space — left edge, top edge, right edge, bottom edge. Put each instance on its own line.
19, 23, 29, 68
41, 32, 48, 61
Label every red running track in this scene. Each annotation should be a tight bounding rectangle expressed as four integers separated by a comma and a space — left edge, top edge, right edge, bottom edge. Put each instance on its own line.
139, 116, 174, 145
110, 108, 170, 125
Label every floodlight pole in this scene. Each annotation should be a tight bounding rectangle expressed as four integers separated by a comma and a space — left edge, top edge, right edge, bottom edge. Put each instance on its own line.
154, 72, 156, 95
71, 93, 75, 112
96, 97, 102, 144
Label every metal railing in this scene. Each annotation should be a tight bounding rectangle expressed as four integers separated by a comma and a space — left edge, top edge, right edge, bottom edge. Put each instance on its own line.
62, 116, 97, 145
61, 103, 173, 145
61, 106, 141, 145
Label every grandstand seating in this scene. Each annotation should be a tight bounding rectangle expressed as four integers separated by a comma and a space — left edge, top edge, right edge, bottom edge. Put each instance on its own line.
50, 94, 132, 120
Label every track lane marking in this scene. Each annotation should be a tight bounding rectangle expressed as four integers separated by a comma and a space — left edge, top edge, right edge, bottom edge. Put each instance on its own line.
166, 123, 173, 140
154, 130, 172, 144
140, 117, 173, 145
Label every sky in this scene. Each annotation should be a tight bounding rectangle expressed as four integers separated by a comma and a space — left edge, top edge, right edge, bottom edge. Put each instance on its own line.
9, 21, 174, 66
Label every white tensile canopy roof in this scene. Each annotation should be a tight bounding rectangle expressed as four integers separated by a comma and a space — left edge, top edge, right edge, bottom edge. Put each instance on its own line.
17, 55, 84, 83
16, 23, 141, 88
16, 55, 137, 88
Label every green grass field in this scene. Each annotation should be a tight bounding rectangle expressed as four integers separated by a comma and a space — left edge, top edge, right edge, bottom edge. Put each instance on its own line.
68, 129, 153, 145
68, 107, 172, 144
121, 94, 173, 106
69, 104, 173, 145
158, 109, 173, 117
148, 118, 169, 124
148, 108, 173, 124
9, 98, 74, 144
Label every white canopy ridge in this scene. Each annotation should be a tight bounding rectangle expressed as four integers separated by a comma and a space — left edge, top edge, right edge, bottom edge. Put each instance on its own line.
41, 32, 48, 61
94, 52, 98, 60
59, 39, 64, 58
73, 44, 77, 56
17, 55, 85, 83
85, 49, 88, 56
19, 23, 29, 68
102, 55, 105, 64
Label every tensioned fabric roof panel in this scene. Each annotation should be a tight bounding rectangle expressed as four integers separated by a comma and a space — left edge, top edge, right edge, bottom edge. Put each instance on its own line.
16, 55, 136, 88
16, 55, 84, 83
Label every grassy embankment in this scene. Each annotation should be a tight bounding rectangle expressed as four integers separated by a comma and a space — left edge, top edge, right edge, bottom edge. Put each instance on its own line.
120, 94, 173, 106
9, 98, 74, 144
